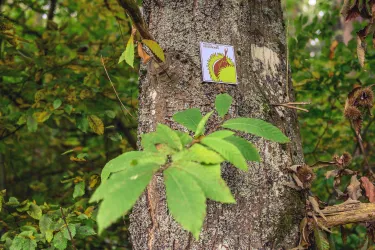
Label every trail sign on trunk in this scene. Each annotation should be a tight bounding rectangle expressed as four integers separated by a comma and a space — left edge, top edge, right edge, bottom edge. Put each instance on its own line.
200, 42, 238, 84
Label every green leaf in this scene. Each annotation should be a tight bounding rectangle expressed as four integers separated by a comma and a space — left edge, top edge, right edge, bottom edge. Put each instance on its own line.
142, 39, 165, 62
90, 163, 159, 234
173, 108, 202, 131
20, 226, 37, 233
27, 203, 42, 220
201, 137, 248, 170
62, 224, 76, 240
185, 144, 224, 164
175, 131, 193, 146
164, 167, 206, 240
39, 215, 54, 243
10, 235, 37, 250
6, 197, 19, 207
215, 93, 233, 118
119, 34, 135, 67
141, 132, 160, 152
195, 111, 214, 138
27, 115, 37, 132
76, 116, 88, 133
205, 130, 234, 139
171, 161, 235, 203
53, 99, 62, 109
105, 110, 116, 119
76, 226, 96, 238
155, 123, 183, 151
53, 231, 67, 250
222, 118, 289, 143
314, 227, 329, 250
101, 151, 166, 181
73, 182, 85, 199
224, 136, 260, 162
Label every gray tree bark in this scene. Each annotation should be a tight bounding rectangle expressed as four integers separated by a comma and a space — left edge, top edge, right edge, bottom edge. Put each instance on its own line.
129, 1, 305, 249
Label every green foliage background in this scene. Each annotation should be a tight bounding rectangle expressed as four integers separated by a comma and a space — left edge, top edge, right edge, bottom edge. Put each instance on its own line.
286, 0, 373, 249
0, 0, 373, 249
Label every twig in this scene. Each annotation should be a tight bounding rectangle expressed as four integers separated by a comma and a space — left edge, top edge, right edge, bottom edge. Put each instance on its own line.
100, 55, 133, 118
60, 207, 77, 250
0, 125, 25, 141
271, 102, 310, 112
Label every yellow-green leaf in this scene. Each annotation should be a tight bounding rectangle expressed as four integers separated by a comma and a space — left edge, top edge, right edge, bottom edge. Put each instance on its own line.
88, 115, 104, 135
142, 39, 165, 62
119, 35, 135, 67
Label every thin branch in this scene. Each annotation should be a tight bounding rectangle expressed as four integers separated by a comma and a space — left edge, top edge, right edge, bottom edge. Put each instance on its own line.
0, 125, 25, 141
100, 55, 133, 118
47, 0, 58, 22
60, 207, 77, 250
116, 0, 154, 40
271, 102, 310, 112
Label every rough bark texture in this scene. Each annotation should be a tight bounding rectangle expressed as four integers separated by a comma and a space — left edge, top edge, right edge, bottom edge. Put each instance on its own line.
129, 1, 305, 249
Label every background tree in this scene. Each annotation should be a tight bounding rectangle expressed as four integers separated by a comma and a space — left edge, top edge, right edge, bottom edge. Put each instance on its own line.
127, 1, 305, 249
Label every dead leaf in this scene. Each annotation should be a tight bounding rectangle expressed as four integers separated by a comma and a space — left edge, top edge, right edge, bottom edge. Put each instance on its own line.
308, 196, 327, 221
361, 176, 375, 202
137, 43, 151, 64
325, 170, 339, 179
357, 34, 366, 68
70, 156, 86, 162
347, 175, 362, 200
88, 115, 104, 135
329, 40, 339, 59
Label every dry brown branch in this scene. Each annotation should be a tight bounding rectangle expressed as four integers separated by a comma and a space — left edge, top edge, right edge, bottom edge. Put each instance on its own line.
317, 201, 375, 228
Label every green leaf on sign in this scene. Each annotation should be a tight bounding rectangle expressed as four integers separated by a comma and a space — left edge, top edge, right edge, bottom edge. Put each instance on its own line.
222, 118, 290, 143
195, 111, 214, 138
119, 34, 135, 67
27, 203, 42, 220
224, 136, 260, 162
215, 93, 233, 118
201, 137, 248, 170
100, 151, 166, 181
171, 161, 235, 203
53, 231, 67, 250
73, 182, 85, 199
164, 167, 206, 240
173, 108, 202, 132
142, 39, 165, 62
314, 227, 330, 250
90, 163, 159, 234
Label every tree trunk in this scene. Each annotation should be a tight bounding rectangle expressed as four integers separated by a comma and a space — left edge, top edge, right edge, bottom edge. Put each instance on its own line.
129, 1, 305, 249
